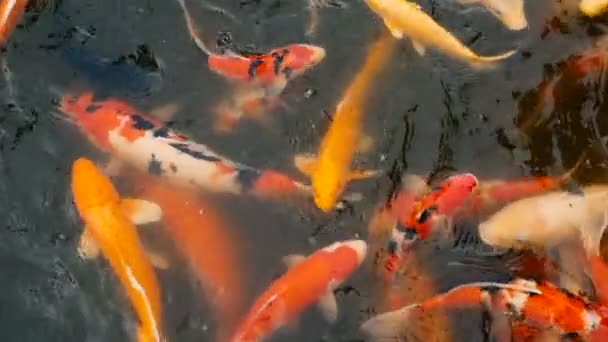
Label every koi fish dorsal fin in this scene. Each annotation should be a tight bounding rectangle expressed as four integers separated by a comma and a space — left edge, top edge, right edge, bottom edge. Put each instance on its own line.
78, 227, 100, 260
282, 254, 306, 268
318, 290, 338, 323
120, 198, 162, 225
293, 154, 317, 176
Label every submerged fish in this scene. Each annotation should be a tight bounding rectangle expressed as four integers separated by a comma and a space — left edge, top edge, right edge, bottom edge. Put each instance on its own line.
59, 92, 311, 200
128, 169, 246, 342
294, 31, 395, 212
71, 157, 164, 342
363, 0, 516, 68
457, 0, 528, 30
230, 240, 367, 342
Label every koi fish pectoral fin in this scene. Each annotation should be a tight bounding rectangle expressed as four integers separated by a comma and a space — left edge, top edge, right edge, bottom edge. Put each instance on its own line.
120, 198, 163, 225
78, 227, 100, 260
411, 40, 426, 56
145, 249, 170, 270
293, 153, 317, 176
348, 169, 382, 181
383, 19, 403, 39
318, 290, 338, 323
282, 254, 307, 268
360, 304, 418, 341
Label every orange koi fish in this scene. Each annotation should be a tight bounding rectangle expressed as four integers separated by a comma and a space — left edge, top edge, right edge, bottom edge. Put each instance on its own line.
127, 169, 246, 342
71, 157, 164, 342
59, 92, 311, 200
230, 240, 367, 342
294, 32, 396, 212
0, 0, 28, 46
361, 275, 608, 342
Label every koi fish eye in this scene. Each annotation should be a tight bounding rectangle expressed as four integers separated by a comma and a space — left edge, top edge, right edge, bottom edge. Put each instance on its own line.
416, 205, 438, 224
403, 228, 417, 240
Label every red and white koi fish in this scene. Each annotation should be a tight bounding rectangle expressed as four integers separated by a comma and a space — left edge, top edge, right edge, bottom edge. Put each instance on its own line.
361, 275, 608, 342
175, 0, 326, 87
128, 169, 247, 342
59, 92, 311, 200
230, 240, 367, 342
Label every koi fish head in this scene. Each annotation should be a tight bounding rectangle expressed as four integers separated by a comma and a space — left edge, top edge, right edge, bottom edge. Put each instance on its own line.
580, 0, 608, 17
280, 44, 326, 78
60, 92, 131, 150
486, 0, 527, 31
71, 157, 120, 214
322, 240, 368, 280
312, 174, 343, 212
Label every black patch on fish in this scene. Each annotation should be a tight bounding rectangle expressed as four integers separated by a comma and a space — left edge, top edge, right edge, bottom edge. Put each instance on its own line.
169, 143, 222, 162
483, 286, 500, 295
403, 227, 417, 240
248, 59, 264, 79
235, 168, 262, 190
561, 332, 581, 341
282, 66, 292, 78
131, 114, 155, 130
387, 240, 398, 254
417, 205, 438, 224
148, 154, 162, 175
85, 104, 101, 113
153, 126, 171, 138
272, 49, 288, 75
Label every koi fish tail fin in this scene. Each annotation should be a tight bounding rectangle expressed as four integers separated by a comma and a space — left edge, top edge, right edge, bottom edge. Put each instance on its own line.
360, 304, 420, 341
251, 170, 311, 198
174, 0, 214, 56
136, 325, 162, 342
470, 49, 517, 70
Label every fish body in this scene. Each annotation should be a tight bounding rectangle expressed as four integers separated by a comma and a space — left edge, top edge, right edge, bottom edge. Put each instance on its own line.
129, 170, 246, 342
580, 0, 608, 17
208, 44, 326, 87
361, 278, 608, 341
60, 92, 310, 199
71, 158, 163, 342
458, 0, 527, 30
478, 185, 608, 255
230, 240, 367, 342
295, 32, 395, 212
363, 0, 516, 68
0, 0, 28, 46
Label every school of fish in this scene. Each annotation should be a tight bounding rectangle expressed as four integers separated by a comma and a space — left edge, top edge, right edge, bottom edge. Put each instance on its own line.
7, 0, 608, 341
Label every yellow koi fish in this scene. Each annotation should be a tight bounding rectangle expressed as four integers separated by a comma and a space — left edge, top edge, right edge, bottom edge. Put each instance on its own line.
71, 157, 166, 342
294, 32, 395, 212
363, 0, 516, 68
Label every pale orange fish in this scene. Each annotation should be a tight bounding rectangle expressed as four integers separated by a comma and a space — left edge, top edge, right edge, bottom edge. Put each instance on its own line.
71, 157, 164, 342
294, 31, 396, 212
128, 169, 247, 342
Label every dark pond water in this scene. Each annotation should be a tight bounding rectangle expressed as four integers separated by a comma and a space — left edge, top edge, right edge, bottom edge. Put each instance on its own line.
3, 0, 608, 341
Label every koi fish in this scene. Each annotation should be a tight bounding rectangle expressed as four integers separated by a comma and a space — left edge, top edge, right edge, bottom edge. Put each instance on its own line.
59, 92, 311, 200
127, 169, 246, 342
230, 240, 367, 342
363, 0, 516, 68
478, 185, 608, 256
580, 0, 608, 17
71, 157, 164, 342
294, 32, 396, 212
457, 0, 528, 30
361, 277, 608, 342
175, 0, 325, 87
0, 0, 28, 46
212, 82, 284, 133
